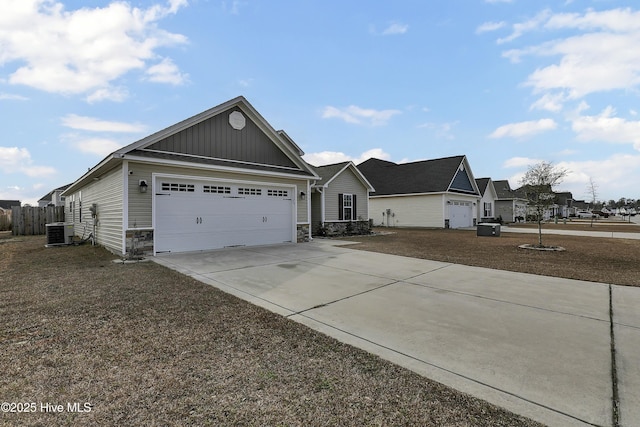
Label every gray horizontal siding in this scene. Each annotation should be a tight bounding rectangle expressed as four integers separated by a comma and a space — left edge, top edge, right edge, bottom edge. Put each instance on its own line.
324, 169, 369, 222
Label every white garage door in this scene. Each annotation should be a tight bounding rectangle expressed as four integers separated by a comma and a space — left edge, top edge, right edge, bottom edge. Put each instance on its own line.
449, 201, 473, 229
155, 178, 294, 253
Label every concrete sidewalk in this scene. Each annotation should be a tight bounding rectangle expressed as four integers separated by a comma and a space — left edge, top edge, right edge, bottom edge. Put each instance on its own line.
154, 241, 640, 427
501, 223, 640, 239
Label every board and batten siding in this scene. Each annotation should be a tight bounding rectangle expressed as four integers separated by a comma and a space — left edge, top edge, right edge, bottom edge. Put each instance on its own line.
369, 194, 444, 228
323, 169, 369, 222
146, 107, 297, 169
65, 165, 124, 254
126, 161, 310, 228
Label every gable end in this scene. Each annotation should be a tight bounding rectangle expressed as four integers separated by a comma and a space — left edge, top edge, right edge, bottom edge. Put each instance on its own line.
450, 167, 475, 193
143, 106, 298, 169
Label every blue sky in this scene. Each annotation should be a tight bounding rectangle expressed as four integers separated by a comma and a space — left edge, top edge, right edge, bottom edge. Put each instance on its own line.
2, 0, 640, 205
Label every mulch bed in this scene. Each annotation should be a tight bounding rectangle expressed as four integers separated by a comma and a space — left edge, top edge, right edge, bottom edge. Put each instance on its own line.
340, 227, 640, 287
0, 233, 542, 426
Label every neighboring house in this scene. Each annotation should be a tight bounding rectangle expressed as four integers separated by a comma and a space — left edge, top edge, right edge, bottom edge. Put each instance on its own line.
494, 180, 528, 223
554, 192, 574, 218
475, 178, 497, 222
38, 184, 71, 207
358, 155, 481, 229
0, 200, 20, 230
0, 200, 21, 215
61, 96, 319, 257
572, 199, 591, 211
309, 161, 375, 236
0, 200, 21, 212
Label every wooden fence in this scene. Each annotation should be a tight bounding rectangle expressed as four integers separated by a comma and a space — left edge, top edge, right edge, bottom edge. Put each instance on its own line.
12, 206, 65, 236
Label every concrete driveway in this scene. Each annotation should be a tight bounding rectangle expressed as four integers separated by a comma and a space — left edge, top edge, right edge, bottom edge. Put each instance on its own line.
154, 240, 639, 427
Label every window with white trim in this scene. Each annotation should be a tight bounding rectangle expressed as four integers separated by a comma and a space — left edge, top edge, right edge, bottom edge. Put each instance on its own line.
484, 202, 492, 217
342, 193, 353, 221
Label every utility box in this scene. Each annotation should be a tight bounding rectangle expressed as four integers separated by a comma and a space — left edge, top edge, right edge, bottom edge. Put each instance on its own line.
477, 223, 500, 237
46, 222, 75, 246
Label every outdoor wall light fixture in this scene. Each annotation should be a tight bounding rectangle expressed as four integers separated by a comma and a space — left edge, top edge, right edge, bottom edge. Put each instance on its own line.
300, 191, 306, 200
139, 180, 148, 193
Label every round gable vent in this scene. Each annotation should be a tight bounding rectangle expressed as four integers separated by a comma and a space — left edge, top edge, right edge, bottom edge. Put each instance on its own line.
229, 111, 246, 130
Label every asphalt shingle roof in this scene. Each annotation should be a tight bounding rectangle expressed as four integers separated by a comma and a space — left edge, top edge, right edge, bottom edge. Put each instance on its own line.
475, 178, 490, 195
358, 155, 469, 196
0, 200, 20, 210
310, 161, 351, 185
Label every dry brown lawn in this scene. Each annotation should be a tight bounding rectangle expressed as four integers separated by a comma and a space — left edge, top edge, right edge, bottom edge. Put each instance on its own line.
340, 226, 640, 287
0, 233, 541, 427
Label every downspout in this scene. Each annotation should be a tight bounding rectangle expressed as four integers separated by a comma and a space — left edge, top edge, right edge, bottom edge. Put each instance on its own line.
122, 160, 129, 256
307, 180, 312, 240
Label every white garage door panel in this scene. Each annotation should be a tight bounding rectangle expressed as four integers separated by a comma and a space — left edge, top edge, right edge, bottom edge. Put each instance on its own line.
155, 179, 293, 253
449, 201, 473, 229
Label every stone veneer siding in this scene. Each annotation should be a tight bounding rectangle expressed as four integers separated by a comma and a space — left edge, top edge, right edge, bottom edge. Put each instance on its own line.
314, 220, 372, 237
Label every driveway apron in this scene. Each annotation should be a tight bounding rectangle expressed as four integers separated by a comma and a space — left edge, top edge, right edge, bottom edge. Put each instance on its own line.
154, 240, 639, 427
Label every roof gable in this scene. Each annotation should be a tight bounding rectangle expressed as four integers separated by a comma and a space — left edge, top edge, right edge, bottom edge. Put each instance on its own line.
450, 166, 475, 192
359, 155, 478, 196
117, 96, 315, 174
143, 105, 298, 169
475, 178, 498, 199
494, 180, 527, 200
63, 97, 318, 196
311, 161, 374, 191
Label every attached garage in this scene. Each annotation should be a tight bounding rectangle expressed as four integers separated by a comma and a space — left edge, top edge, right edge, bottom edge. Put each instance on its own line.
154, 176, 295, 253
62, 96, 319, 257
449, 200, 473, 229
359, 156, 481, 229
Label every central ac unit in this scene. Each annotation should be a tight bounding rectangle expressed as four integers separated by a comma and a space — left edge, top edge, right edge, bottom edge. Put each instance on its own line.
46, 222, 74, 246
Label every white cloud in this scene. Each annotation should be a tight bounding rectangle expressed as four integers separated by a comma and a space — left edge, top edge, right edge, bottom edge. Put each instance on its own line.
499, 8, 640, 105
73, 137, 125, 157
0, 146, 56, 177
489, 118, 557, 138
223, 0, 245, 15
0, 0, 188, 99
145, 57, 189, 85
61, 114, 147, 133
571, 106, 640, 151
476, 21, 506, 34
304, 148, 391, 166
321, 105, 401, 126
0, 92, 28, 101
529, 92, 566, 112
504, 153, 640, 200
86, 87, 129, 104
556, 154, 640, 200
498, 9, 552, 44
237, 78, 254, 87
382, 22, 409, 35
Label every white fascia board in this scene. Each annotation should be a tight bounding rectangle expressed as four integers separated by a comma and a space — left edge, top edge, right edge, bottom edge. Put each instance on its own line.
445, 156, 481, 196
370, 191, 449, 199
323, 162, 375, 192
123, 154, 317, 181
61, 154, 120, 196
114, 96, 318, 179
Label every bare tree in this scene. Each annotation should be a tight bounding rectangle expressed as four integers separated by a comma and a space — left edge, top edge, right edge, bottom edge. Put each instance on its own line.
586, 176, 599, 227
519, 161, 568, 247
